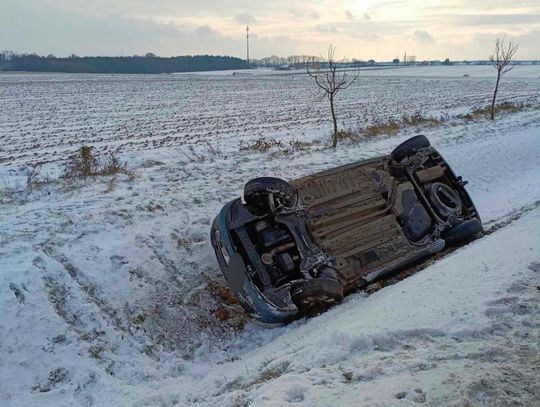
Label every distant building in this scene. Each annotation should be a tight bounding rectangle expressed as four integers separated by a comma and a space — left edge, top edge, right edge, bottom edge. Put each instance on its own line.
392, 58, 400, 64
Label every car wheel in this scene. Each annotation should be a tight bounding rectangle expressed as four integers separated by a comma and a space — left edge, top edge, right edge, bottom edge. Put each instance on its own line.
442, 218, 483, 246
244, 177, 296, 215
391, 135, 430, 162
290, 278, 344, 316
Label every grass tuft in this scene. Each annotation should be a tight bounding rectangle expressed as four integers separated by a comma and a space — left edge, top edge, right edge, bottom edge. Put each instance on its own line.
62, 146, 131, 179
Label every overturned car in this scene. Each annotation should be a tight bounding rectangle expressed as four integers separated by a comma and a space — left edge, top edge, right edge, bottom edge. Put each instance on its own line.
211, 136, 482, 323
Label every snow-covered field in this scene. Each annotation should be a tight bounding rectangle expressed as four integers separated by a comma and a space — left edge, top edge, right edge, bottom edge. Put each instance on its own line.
0, 67, 539, 406
1, 65, 539, 167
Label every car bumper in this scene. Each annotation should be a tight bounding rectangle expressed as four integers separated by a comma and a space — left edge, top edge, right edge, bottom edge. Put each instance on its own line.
210, 199, 298, 324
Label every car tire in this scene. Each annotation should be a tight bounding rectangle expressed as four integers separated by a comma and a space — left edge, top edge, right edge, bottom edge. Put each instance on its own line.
391, 135, 430, 162
442, 218, 483, 246
244, 177, 296, 214
290, 278, 344, 316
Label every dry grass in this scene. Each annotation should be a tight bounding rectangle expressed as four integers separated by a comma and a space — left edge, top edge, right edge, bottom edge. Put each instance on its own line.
101, 153, 128, 176
240, 137, 285, 152
62, 146, 131, 179
0, 164, 54, 203
457, 101, 533, 120
179, 142, 223, 163
359, 111, 442, 139
241, 136, 317, 155
287, 139, 315, 152
31, 368, 70, 393
401, 112, 442, 126
0, 176, 25, 202
238, 102, 533, 151
254, 362, 290, 384
335, 129, 361, 143
26, 163, 52, 191
361, 118, 402, 138
62, 146, 100, 178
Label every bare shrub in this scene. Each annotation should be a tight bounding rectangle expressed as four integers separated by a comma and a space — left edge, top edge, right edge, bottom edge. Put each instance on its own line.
489, 36, 518, 119
62, 146, 100, 178
101, 152, 128, 176
308, 44, 359, 148
62, 146, 129, 179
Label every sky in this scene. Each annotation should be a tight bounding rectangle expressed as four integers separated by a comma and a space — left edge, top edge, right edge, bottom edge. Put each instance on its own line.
1, 0, 539, 60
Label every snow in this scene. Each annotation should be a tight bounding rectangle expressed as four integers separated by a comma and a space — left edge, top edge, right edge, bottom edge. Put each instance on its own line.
176, 65, 540, 79
0, 69, 539, 406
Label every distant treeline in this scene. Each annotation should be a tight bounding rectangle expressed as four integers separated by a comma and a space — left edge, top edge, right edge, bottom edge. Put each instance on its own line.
0, 52, 249, 74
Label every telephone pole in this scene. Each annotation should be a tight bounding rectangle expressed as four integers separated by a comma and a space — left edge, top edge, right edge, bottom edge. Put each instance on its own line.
246, 26, 250, 64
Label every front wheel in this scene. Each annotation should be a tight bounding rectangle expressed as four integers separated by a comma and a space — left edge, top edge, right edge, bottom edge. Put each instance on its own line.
290, 278, 344, 316
244, 177, 296, 215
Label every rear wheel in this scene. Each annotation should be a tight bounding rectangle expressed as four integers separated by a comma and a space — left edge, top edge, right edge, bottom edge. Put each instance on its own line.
442, 218, 483, 245
391, 135, 430, 162
244, 177, 296, 215
290, 278, 344, 316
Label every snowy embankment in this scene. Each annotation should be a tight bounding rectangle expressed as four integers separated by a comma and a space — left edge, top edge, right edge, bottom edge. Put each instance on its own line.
1, 107, 539, 406
188, 208, 540, 407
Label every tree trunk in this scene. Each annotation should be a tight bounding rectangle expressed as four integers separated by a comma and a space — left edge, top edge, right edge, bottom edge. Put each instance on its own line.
490, 73, 500, 120
330, 94, 338, 148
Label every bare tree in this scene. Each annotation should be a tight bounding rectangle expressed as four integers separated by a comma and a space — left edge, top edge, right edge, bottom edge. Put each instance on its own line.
307, 45, 359, 148
489, 36, 518, 119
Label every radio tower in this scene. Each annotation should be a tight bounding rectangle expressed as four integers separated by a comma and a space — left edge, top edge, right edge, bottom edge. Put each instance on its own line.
246, 26, 250, 64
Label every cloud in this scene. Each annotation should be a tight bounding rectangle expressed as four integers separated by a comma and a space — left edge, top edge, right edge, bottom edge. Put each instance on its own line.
288, 8, 320, 19
432, 13, 540, 26
234, 12, 256, 25
314, 24, 339, 34
2, 0, 540, 60
413, 30, 435, 44
0, 2, 242, 57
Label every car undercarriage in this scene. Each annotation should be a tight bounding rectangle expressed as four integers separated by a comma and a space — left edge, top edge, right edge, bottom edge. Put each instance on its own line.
211, 136, 482, 323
